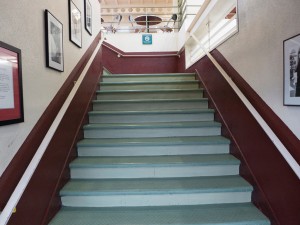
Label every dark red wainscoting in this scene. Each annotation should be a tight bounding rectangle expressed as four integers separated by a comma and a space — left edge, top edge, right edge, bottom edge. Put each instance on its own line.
1, 34, 102, 225
182, 51, 300, 225
102, 42, 179, 74
0, 33, 101, 212
210, 49, 300, 165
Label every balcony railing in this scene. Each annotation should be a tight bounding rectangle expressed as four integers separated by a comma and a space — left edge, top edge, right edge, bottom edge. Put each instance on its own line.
101, 6, 180, 33
100, 0, 202, 34
185, 0, 238, 68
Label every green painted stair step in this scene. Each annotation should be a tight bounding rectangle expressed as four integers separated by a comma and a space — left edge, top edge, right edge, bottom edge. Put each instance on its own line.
61, 176, 252, 195
83, 121, 221, 138
88, 108, 215, 123
96, 89, 204, 100
77, 136, 230, 156
101, 73, 196, 82
60, 176, 253, 207
100, 80, 199, 90
49, 72, 270, 224
49, 203, 270, 225
92, 98, 209, 111
69, 154, 240, 179
71, 154, 238, 168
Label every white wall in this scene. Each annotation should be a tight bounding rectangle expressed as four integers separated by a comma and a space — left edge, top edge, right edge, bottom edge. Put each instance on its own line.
178, 16, 195, 51
217, 0, 300, 139
0, 0, 101, 176
104, 33, 178, 52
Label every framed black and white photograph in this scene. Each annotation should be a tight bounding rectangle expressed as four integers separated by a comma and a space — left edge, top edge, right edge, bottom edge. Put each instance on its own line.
84, 0, 92, 35
69, 0, 82, 47
45, 10, 64, 72
283, 33, 300, 105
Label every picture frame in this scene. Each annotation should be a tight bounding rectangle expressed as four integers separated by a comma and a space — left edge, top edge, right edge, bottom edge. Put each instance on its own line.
283, 34, 300, 105
0, 41, 24, 126
69, 0, 82, 47
84, 0, 92, 35
45, 10, 64, 72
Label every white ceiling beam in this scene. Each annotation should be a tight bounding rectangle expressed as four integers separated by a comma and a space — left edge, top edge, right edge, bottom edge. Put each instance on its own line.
101, 3, 173, 8
101, 0, 174, 8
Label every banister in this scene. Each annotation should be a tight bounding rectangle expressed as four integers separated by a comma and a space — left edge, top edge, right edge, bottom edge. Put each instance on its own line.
187, 0, 211, 33
0, 37, 104, 225
183, 0, 300, 178
189, 33, 300, 179
102, 42, 180, 58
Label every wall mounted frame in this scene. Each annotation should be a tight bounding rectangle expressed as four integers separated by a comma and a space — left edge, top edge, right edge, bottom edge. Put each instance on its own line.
283, 33, 300, 105
69, 0, 82, 47
84, 0, 92, 35
0, 41, 24, 126
45, 10, 64, 72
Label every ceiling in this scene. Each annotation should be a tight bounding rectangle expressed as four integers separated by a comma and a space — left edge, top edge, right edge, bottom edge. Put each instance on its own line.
101, 0, 175, 8
100, 0, 180, 33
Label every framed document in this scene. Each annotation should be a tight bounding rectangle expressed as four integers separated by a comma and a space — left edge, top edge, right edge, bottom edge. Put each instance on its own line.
0, 41, 24, 126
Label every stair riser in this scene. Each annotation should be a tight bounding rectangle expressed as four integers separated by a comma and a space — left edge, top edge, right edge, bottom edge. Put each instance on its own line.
102, 76, 196, 82
100, 83, 199, 91
70, 165, 239, 179
61, 192, 252, 207
89, 113, 214, 123
93, 101, 208, 111
84, 127, 221, 138
97, 92, 203, 100
77, 144, 230, 157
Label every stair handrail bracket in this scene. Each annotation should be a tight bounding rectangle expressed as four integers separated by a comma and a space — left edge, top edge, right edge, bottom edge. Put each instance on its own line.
0, 37, 105, 225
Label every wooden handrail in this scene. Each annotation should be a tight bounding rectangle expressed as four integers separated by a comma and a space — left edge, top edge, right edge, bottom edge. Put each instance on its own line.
102, 42, 180, 58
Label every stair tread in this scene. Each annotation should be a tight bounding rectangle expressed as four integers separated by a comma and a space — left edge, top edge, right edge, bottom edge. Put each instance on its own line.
102, 73, 196, 77
60, 176, 252, 196
70, 154, 239, 168
100, 80, 199, 85
93, 98, 208, 103
89, 108, 214, 115
97, 88, 203, 94
49, 203, 270, 225
77, 136, 230, 147
84, 121, 221, 129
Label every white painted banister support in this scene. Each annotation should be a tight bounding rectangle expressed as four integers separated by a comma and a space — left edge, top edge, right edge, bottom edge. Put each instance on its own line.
190, 33, 300, 179
0, 38, 104, 225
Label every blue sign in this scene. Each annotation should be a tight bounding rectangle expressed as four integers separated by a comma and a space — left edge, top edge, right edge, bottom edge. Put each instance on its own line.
142, 34, 152, 45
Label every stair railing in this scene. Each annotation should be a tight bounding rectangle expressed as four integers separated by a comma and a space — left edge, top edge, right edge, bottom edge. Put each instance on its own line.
102, 42, 180, 58
0, 38, 105, 225
185, 0, 300, 179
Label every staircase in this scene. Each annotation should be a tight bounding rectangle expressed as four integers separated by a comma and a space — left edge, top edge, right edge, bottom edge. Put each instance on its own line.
49, 73, 270, 225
